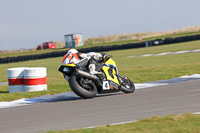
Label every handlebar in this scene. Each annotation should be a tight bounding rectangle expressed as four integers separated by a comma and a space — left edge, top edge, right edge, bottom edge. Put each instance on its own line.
102, 54, 112, 63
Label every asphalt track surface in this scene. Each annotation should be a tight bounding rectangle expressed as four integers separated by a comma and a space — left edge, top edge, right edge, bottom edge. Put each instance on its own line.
0, 79, 200, 133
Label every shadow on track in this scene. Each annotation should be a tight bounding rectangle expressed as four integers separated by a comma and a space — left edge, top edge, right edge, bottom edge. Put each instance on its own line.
24, 92, 125, 104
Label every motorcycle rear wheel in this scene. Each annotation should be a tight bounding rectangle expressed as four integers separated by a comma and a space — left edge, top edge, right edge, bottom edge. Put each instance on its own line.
68, 74, 97, 99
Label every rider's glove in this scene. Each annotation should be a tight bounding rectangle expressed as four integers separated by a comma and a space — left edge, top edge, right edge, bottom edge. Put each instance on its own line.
101, 53, 108, 60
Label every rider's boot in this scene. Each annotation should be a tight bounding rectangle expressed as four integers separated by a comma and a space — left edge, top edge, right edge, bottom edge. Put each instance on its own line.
89, 64, 102, 75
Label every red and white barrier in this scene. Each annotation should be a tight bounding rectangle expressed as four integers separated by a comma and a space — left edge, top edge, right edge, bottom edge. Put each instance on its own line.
7, 67, 27, 93
7, 67, 47, 93
24, 67, 47, 92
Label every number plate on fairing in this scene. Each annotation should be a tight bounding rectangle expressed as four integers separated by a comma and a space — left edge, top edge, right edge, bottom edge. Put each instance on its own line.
103, 81, 110, 90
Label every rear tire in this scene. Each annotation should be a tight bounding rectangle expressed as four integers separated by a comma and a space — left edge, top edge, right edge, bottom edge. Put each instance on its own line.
68, 74, 97, 99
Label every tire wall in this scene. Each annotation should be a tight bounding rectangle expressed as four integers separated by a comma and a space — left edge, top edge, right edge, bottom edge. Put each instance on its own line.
1, 34, 200, 64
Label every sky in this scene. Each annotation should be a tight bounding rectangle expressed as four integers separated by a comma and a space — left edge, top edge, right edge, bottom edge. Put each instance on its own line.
0, 0, 200, 50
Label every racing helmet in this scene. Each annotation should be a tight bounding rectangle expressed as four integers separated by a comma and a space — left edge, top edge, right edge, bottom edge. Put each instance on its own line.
67, 49, 78, 55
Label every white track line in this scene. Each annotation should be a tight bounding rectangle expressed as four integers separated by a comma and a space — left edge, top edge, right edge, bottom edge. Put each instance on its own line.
128, 49, 200, 58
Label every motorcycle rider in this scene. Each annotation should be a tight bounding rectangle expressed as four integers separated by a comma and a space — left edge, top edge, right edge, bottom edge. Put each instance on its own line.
62, 49, 107, 79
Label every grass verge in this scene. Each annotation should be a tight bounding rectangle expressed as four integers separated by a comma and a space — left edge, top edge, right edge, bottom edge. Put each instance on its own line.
0, 40, 200, 101
44, 113, 200, 133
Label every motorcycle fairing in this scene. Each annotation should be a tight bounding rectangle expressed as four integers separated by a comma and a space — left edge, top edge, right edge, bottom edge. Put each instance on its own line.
58, 64, 76, 76
102, 59, 120, 85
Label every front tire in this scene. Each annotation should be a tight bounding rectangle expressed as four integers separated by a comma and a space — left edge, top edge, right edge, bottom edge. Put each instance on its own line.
68, 74, 97, 99
119, 76, 135, 93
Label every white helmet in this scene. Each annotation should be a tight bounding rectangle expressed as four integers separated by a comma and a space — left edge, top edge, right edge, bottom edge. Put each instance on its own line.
67, 49, 78, 55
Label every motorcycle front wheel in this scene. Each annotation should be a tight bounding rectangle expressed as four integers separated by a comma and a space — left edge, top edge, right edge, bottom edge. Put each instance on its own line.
68, 74, 97, 99
119, 76, 135, 93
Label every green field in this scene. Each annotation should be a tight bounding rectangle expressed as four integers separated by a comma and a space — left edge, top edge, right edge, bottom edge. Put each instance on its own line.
45, 113, 200, 133
0, 40, 200, 101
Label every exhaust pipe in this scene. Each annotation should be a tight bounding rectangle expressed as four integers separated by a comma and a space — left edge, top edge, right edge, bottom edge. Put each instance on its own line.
76, 69, 98, 80
76, 69, 102, 86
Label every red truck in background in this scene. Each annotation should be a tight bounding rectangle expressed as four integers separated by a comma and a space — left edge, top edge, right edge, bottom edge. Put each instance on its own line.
36, 41, 56, 50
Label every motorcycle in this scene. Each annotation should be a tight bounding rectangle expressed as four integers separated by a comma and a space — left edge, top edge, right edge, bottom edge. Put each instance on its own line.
58, 55, 135, 99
